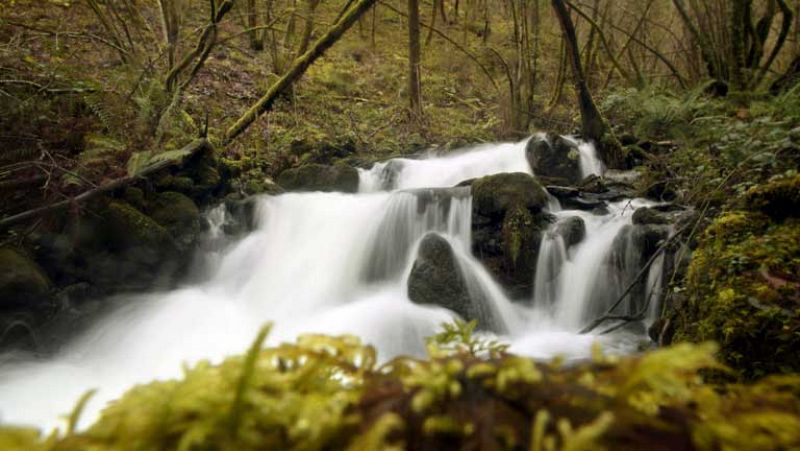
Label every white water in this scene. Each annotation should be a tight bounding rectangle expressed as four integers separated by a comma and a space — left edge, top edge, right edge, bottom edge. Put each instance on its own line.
0, 137, 661, 431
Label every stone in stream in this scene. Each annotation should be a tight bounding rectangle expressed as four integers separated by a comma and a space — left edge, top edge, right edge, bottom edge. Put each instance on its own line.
554, 216, 586, 249
407, 233, 501, 331
468, 172, 551, 299
525, 133, 582, 184
277, 163, 359, 193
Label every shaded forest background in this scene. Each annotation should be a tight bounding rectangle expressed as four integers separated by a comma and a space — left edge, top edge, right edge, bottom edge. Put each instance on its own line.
2, 0, 798, 219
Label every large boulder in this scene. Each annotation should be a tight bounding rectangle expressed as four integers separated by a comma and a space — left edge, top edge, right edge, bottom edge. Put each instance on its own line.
408, 233, 472, 321
408, 233, 502, 330
525, 133, 582, 183
470, 172, 551, 299
277, 164, 359, 193
0, 247, 51, 310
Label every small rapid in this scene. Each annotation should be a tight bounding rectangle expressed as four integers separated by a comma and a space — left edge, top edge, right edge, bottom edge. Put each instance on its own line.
0, 137, 663, 431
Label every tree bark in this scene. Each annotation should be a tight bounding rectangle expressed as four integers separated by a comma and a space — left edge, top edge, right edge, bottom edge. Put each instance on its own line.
551, 0, 623, 168
408, 0, 423, 117
224, 0, 379, 143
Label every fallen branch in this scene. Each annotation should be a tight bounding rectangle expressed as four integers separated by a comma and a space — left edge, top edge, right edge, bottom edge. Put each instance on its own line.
0, 139, 210, 231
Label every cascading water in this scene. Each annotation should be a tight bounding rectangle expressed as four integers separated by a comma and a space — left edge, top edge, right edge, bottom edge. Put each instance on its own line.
0, 137, 664, 431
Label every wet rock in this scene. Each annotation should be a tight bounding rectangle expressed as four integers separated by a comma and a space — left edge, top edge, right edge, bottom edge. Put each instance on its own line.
0, 247, 51, 310
545, 185, 606, 211
408, 233, 473, 322
472, 172, 549, 217
277, 163, 359, 193
554, 216, 586, 248
470, 172, 551, 299
632, 207, 671, 225
525, 133, 582, 183
102, 201, 175, 257
149, 191, 202, 249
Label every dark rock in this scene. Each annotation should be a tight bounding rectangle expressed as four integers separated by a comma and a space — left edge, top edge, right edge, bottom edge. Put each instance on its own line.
554, 216, 586, 248
0, 247, 51, 310
102, 201, 175, 257
619, 134, 639, 146
643, 180, 677, 202
545, 185, 607, 211
277, 164, 359, 193
149, 191, 202, 249
632, 207, 671, 225
471, 173, 551, 299
525, 133, 582, 183
408, 233, 472, 321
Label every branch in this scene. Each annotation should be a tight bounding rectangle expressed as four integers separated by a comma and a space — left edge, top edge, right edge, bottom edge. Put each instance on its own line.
0, 139, 210, 231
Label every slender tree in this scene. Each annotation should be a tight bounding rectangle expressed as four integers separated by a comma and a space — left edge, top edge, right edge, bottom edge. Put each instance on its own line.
408, 0, 423, 117
551, 0, 624, 168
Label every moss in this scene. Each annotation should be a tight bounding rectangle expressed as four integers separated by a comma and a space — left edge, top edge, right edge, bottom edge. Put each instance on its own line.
0, 247, 50, 308
102, 201, 173, 252
149, 191, 200, 230
471, 172, 549, 218
673, 211, 800, 379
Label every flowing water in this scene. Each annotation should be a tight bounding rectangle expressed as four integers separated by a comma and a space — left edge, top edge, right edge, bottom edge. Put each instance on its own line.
0, 138, 664, 430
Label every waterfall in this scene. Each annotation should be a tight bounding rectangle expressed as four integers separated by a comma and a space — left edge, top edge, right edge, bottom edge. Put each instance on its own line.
0, 136, 663, 431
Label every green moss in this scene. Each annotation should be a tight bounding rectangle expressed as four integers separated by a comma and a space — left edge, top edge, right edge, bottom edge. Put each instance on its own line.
149, 191, 200, 229
0, 247, 50, 307
673, 211, 800, 379
471, 172, 549, 218
103, 201, 172, 251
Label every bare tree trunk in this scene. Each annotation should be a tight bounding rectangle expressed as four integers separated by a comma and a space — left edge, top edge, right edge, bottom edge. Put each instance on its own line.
158, 0, 181, 69
408, 0, 423, 117
551, 0, 623, 168
296, 0, 322, 58
246, 0, 263, 50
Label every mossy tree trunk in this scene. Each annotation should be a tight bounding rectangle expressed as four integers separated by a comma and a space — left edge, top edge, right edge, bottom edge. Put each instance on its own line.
551, 0, 624, 168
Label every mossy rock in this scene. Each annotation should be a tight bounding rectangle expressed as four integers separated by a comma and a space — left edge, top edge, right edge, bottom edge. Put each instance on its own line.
102, 201, 174, 255
0, 247, 51, 309
471, 173, 550, 299
277, 163, 359, 193
672, 210, 800, 379
471, 172, 548, 218
149, 192, 200, 230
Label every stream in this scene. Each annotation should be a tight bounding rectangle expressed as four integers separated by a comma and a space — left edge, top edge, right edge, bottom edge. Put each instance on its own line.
0, 137, 664, 430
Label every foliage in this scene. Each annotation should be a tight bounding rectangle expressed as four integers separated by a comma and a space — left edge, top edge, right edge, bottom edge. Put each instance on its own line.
671, 206, 800, 379
2, 324, 800, 450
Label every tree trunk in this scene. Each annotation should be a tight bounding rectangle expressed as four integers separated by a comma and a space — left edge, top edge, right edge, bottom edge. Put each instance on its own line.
551, 0, 623, 168
408, 0, 423, 117
246, 0, 263, 50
